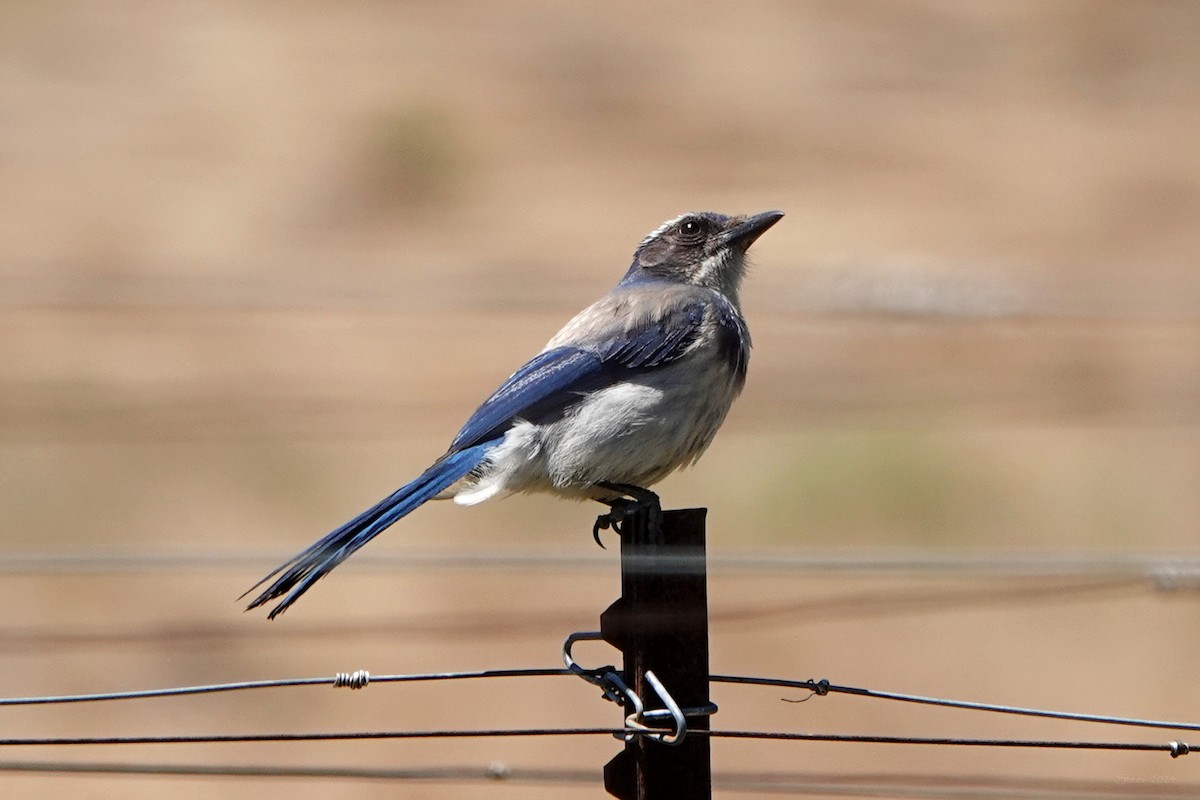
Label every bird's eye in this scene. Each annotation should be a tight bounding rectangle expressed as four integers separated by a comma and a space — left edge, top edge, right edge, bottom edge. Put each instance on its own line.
677, 218, 706, 240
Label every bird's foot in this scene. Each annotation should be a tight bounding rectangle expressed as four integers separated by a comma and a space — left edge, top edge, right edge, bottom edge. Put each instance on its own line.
592, 483, 662, 548
592, 498, 637, 547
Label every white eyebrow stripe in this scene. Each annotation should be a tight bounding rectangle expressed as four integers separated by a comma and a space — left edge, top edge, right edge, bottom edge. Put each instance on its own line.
637, 212, 694, 249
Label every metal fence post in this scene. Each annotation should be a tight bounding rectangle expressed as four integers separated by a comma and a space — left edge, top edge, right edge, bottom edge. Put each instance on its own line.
601, 506, 712, 800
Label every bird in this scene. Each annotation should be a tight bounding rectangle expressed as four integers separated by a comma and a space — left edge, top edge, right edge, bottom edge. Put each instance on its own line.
244, 209, 783, 617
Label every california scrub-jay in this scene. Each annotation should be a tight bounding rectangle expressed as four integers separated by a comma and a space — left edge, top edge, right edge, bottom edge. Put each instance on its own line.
245, 210, 783, 617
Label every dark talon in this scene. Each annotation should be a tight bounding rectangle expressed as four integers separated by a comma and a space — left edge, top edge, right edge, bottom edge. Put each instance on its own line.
592, 498, 632, 548
592, 516, 611, 548
591, 483, 661, 547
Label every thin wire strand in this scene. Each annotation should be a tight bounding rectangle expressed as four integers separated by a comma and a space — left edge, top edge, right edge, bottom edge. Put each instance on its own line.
0, 577, 1153, 656
707, 730, 1189, 754
3, 666, 1198, 736
0, 668, 573, 706
2, 761, 1197, 799
3, 549, 1200, 579
714, 675, 1200, 733
0, 728, 1189, 757
0, 728, 620, 746
0, 760, 560, 782
5, 277, 1197, 321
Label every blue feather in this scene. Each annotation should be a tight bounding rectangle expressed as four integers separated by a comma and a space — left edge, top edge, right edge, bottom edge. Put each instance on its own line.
450, 348, 606, 451
450, 299, 715, 451
711, 295, 751, 383
244, 441, 494, 618
601, 302, 704, 367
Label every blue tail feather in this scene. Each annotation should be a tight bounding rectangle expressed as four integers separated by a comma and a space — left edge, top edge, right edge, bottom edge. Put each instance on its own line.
244, 442, 493, 618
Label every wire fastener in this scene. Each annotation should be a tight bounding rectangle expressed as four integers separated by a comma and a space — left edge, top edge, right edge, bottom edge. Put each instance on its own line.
333, 671, 370, 690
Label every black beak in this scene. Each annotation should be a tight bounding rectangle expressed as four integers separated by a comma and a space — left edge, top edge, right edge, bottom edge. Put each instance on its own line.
720, 210, 784, 249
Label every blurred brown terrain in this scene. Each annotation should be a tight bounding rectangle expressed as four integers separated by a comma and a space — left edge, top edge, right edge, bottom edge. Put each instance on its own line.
2, 2, 1199, 798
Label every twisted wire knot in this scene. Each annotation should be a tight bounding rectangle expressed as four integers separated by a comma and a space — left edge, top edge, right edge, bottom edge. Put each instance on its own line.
333, 670, 370, 690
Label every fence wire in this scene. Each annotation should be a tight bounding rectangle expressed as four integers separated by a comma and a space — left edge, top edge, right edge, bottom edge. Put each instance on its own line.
2, 550, 1196, 794
0, 761, 1194, 799
0, 666, 1194, 756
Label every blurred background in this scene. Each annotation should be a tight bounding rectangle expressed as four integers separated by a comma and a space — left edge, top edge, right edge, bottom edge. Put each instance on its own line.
2, 2, 1199, 797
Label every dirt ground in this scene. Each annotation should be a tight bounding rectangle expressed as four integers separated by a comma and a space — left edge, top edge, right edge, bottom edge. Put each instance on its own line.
2, 2, 1199, 798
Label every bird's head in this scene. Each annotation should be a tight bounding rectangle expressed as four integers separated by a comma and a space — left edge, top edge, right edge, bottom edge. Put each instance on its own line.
622, 210, 784, 300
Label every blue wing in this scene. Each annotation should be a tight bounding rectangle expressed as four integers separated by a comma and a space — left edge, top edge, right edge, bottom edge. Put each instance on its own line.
448, 347, 607, 451
448, 300, 715, 452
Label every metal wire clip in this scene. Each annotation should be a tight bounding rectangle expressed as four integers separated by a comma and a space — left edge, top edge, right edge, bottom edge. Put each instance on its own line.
625, 670, 687, 745
563, 631, 695, 745
563, 631, 644, 728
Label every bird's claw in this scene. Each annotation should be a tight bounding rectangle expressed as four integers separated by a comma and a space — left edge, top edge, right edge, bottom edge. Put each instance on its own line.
592, 499, 638, 548
592, 516, 612, 548
591, 484, 662, 549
